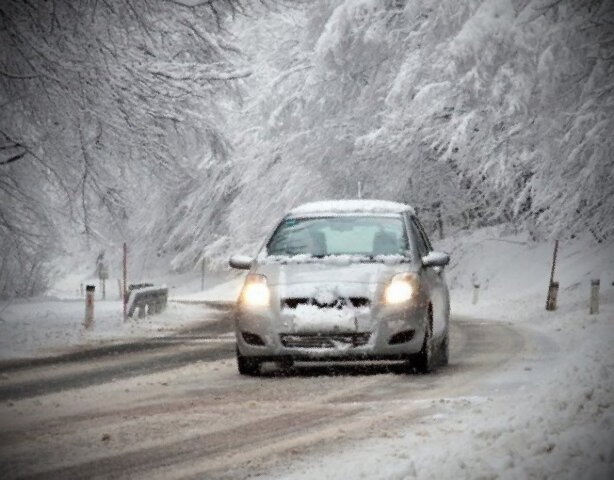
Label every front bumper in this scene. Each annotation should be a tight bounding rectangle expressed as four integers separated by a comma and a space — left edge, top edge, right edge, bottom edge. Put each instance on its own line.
235, 300, 428, 360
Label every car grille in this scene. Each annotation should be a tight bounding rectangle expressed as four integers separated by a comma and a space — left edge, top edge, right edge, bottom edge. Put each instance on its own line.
280, 333, 371, 349
281, 297, 370, 309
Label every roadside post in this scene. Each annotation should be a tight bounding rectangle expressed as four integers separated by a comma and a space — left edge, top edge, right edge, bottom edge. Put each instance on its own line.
84, 285, 95, 328
546, 240, 559, 311
80, 283, 84, 297
590, 279, 600, 314
472, 283, 480, 305
546, 282, 559, 311
98, 263, 108, 300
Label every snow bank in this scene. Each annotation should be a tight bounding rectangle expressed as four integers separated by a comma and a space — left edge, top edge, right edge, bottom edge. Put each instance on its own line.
0, 272, 243, 359
435, 226, 614, 312
0, 299, 207, 359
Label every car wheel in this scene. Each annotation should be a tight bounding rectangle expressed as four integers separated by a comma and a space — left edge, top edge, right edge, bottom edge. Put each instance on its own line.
438, 331, 449, 367
236, 347, 261, 376
409, 312, 434, 374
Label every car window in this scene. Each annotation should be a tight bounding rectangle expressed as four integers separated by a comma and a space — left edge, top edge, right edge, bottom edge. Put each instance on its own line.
413, 217, 433, 251
266, 215, 409, 257
408, 218, 428, 257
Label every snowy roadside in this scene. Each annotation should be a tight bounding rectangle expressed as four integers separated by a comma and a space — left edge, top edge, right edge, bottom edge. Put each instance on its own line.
0, 300, 209, 360
265, 229, 614, 480
170, 276, 244, 304
268, 298, 613, 479
0, 274, 242, 360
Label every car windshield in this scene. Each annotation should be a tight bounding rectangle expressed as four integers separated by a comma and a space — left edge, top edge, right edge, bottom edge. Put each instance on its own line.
266, 215, 409, 258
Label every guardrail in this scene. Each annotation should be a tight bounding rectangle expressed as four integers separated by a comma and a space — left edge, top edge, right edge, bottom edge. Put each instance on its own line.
127, 285, 168, 318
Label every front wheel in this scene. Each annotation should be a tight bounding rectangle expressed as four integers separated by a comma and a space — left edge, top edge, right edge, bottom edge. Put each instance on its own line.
236, 347, 261, 376
408, 316, 434, 374
438, 331, 449, 366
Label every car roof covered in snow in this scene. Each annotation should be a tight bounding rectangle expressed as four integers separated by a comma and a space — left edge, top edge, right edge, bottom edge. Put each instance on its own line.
288, 199, 415, 217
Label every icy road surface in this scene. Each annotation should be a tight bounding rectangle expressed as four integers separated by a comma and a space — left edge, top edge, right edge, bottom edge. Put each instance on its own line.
1, 301, 610, 480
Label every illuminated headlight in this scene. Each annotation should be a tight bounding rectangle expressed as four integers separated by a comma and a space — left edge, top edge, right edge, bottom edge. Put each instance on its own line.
384, 273, 418, 304
240, 273, 270, 307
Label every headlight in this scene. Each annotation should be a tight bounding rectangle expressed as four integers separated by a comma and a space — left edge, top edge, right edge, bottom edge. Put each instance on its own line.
240, 273, 270, 307
384, 273, 418, 304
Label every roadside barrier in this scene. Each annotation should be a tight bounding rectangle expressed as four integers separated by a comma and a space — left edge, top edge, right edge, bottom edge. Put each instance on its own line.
127, 285, 168, 318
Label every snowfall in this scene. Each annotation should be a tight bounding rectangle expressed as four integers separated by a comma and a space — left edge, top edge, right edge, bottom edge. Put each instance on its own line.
0, 226, 613, 479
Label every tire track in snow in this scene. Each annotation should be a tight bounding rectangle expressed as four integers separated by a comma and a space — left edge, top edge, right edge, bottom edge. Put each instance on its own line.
0, 317, 541, 480
8, 408, 360, 480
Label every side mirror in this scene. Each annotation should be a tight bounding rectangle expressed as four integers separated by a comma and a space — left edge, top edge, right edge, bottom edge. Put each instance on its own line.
421, 251, 450, 268
229, 255, 253, 270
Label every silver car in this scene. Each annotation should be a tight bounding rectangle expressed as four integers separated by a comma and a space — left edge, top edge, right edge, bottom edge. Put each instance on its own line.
229, 200, 450, 375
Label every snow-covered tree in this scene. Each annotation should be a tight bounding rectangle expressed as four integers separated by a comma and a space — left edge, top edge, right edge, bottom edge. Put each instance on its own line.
0, 0, 251, 296
213, 0, 613, 258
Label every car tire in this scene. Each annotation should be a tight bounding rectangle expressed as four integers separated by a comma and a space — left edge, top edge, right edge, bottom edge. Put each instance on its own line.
409, 313, 434, 374
236, 347, 261, 376
438, 331, 449, 367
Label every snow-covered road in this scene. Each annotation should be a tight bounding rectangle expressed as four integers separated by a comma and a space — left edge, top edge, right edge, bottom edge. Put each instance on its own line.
1, 301, 610, 479
1, 230, 612, 479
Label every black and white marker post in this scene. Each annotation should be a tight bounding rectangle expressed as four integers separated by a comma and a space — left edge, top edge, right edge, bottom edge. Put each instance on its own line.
84, 285, 95, 329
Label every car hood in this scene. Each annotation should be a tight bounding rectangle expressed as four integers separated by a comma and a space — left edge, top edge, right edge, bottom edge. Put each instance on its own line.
254, 260, 414, 286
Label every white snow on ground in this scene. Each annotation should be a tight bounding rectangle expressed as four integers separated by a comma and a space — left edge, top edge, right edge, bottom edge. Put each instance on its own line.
266, 227, 614, 480
169, 276, 244, 303
438, 225, 614, 306
0, 271, 243, 360
0, 299, 207, 359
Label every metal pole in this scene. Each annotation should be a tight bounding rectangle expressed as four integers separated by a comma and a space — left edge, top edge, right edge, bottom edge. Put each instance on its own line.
548, 240, 559, 286
84, 285, 95, 329
123, 242, 127, 321
546, 240, 559, 311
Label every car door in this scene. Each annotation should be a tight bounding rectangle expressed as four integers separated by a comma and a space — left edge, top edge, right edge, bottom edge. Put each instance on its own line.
408, 215, 449, 340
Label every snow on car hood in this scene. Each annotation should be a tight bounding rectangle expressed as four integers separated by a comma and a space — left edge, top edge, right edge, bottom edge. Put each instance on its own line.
254, 258, 413, 286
